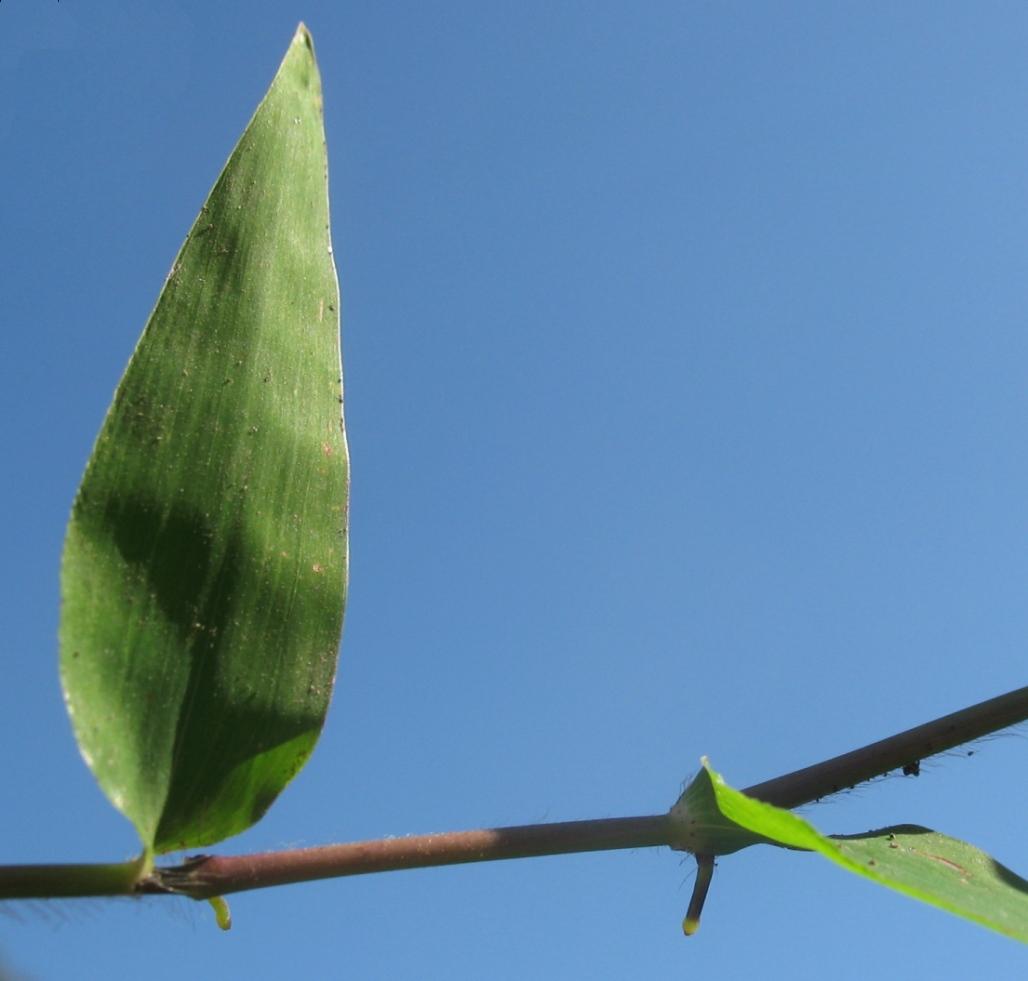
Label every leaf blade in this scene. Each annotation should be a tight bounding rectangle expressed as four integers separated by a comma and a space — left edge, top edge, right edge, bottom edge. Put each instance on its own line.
59, 24, 347, 855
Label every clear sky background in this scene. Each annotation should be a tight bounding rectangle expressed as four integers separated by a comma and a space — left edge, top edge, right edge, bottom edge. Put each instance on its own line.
1, 2, 1027, 978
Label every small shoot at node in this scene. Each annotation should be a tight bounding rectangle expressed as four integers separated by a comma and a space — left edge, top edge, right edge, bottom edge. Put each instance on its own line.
682, 854, 715, 936
208, 895, 232, 931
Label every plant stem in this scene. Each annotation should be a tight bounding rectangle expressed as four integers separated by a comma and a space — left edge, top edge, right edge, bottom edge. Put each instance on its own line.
1, 685, 1025, 901
741, 683, 1028, 809
144, 815, 673, 899
0, 856, 147, 898
146, 684, 1028, 899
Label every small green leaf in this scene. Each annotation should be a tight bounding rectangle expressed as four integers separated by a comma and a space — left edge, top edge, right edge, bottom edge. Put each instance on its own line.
59, 24, 347, 855
671, 759, 1028, 944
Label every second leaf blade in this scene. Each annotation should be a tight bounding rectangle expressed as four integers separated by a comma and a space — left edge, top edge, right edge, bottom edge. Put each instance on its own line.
673, 760, 1028, 944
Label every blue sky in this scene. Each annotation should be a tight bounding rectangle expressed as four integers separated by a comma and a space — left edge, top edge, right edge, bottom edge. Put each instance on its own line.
2, 2, 1027, 977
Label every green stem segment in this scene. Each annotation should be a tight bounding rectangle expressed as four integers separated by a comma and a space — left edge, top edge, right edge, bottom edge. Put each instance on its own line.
0, 856, 148, 899
2, 685, 1025, 902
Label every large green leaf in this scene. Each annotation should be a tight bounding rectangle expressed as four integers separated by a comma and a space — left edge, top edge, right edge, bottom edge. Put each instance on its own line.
670, 760, 1028, 943
59, 24, 347, 857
